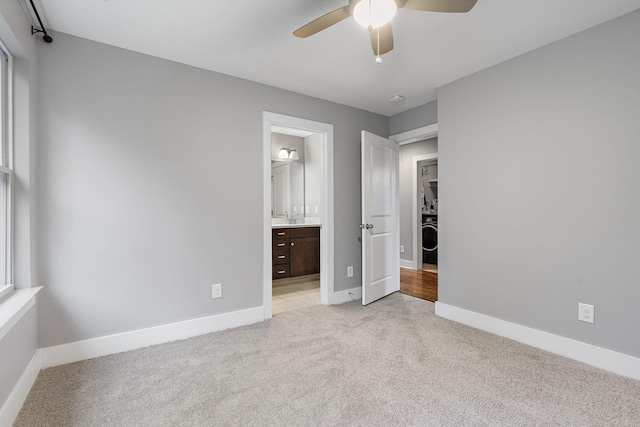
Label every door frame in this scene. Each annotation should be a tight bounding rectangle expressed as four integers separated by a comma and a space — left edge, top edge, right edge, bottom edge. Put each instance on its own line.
389, 123, 438, 271
262, 112, 334, 319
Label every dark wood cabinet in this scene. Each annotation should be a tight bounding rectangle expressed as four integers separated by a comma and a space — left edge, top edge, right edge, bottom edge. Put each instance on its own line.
272, 227, 320, 279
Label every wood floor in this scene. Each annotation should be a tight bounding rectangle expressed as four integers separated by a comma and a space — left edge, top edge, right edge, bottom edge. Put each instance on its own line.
400, 268, 438, 302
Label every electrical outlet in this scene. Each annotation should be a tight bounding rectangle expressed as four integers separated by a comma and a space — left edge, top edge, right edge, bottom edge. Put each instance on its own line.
578, 303, 594, 323
212, 283, 222, 299
347, 266, 353, 278
400, 245, 405, 253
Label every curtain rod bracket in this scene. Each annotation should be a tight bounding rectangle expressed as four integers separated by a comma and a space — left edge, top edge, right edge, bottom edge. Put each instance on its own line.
28, 0, 53, 43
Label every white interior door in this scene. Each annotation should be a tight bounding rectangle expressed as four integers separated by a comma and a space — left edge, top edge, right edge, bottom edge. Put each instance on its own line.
361, 130, 399, 305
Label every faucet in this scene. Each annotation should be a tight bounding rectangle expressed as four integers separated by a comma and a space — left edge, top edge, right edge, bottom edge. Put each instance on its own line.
286, 211, 297, 224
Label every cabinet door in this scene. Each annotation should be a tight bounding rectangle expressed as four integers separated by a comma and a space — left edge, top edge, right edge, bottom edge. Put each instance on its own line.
290, 237, 320, 277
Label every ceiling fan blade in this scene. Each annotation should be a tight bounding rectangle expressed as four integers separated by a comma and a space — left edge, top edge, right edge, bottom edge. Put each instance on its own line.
398, 0, 478, 13
370, 23, 394, 56
293, 6, 351, 38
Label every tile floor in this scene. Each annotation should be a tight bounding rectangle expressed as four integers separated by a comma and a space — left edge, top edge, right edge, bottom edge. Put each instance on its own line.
272, 279, 320, 315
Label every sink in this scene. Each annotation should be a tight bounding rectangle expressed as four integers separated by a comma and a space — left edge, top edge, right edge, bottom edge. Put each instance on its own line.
271, 216, 321, 227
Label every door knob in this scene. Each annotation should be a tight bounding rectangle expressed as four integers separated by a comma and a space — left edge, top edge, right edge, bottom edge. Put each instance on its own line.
366, 224, 373, 229
360, 224, 374, 229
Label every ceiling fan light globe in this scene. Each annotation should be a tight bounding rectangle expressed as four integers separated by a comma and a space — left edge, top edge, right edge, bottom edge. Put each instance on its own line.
354, 0, 397, 29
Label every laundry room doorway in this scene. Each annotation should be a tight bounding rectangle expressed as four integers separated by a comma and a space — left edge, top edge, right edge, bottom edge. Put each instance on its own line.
389, 124, 438, 302
416, 156, 438, 274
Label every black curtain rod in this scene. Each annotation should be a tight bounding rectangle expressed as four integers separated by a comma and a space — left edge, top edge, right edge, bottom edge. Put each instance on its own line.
29, 0, 53, 43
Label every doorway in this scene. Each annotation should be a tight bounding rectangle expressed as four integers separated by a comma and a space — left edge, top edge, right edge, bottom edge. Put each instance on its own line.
389, 124, 439, 302
262, 112, 334, 319
417, 157, 438, 274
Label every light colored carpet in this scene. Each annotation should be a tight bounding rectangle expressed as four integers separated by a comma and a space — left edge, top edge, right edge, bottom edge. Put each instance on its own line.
15, 293, 640, 426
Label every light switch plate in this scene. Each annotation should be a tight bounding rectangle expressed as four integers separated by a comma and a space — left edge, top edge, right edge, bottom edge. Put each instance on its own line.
212, 283, 222, 299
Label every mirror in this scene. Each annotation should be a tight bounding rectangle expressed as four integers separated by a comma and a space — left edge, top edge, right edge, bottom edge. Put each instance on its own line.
271, 161, 304, 218
270, 129, 322, 224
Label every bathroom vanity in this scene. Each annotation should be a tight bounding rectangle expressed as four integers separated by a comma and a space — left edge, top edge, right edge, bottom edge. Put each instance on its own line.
272, 226, 320, 279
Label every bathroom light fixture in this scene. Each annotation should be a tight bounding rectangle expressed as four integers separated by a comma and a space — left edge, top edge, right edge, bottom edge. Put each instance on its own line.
353, 0, 397, 29
278, 148, 299, 160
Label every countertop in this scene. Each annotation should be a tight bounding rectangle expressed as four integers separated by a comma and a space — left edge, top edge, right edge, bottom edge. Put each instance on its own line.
272, 216, 321, 228
272, 223, 321, 229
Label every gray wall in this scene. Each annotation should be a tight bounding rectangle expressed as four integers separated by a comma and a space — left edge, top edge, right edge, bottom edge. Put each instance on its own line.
399, 139, 438, 263
0, 306, 38, 408
304, 134, 322, 218
389, 100, 438, 136
438, 10, 640, 357
36, 32, 387, 347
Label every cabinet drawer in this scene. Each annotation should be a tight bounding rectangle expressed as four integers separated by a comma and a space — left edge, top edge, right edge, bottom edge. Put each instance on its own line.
289, 227, 320, 238
272, 228, 290, 239
272, 264, 290, 279
273, 238, 289, 249
272, 248, 289, 265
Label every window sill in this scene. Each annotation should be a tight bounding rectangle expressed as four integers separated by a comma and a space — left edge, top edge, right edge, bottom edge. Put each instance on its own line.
0, 287, 42, 342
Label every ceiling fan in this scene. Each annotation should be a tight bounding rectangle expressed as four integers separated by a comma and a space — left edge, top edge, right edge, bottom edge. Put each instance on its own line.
293, 0, 478, 62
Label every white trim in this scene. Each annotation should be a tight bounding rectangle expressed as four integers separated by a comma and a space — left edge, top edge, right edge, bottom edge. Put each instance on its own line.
262, 117, 273, 318
389, 123, 438, 146
328, 286, 362, 305
0, 283, 12, 301
262, 112, 335, 314
399, 259, 414, 269
411, 153, 438, 270
0, 287, 41, 341
1, 43, 14, 288
0, 349, 41, 427
435, 302, 640, 381
39, 306, 264, 368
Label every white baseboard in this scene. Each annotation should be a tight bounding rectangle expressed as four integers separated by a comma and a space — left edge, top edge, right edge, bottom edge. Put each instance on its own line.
400, 259, 416, 270
329, 286, 362, 305
40, 306, 265, 369
0, 350, 41, 427
435, 302, 640, 381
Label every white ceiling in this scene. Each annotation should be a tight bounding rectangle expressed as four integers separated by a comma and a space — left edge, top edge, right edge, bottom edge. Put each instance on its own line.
32, 0, 640, 116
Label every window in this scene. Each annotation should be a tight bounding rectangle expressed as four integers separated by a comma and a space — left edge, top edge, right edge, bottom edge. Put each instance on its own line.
0, 40, 12, 300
